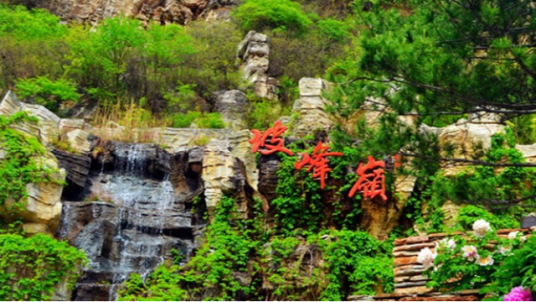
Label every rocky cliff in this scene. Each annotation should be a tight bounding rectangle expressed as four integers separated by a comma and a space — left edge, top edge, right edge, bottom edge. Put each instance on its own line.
33, 0, 238, 25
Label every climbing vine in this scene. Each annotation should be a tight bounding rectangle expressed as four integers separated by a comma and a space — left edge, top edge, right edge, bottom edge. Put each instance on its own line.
0, 112, 62, 219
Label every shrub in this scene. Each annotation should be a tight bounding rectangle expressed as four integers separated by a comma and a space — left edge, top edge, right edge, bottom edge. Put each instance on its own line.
0, 233, 87, 300
233, 0, 313, 37
195, 112, 225, 129
172, 111, 200, 128
483, 235, 536, 299
15, 77, 79, 112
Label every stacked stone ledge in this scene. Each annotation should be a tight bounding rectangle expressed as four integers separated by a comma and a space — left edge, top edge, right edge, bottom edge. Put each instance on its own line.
392, 228, 534, 294
351, 228, 534, 301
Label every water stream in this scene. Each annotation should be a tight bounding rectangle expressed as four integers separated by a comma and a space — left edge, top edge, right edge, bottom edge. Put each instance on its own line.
59, 142, 196, 301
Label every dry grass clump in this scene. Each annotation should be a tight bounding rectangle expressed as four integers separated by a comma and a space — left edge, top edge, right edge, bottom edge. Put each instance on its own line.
90, 100, 170, 143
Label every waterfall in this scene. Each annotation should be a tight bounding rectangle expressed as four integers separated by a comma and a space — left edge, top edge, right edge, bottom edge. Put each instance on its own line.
59, 142, 195, 301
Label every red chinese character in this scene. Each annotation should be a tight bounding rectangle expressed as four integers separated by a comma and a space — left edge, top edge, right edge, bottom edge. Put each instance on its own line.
394, 155, 401, 168
349, 155, 387, 201
294, 142, 343, 189
249, 121, 293, 156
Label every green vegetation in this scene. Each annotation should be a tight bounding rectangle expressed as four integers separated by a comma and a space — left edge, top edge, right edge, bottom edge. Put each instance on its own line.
233, 0, 313, 37
0, 2, 351, 129
120, 195, 393, 301
4, 0, 536, 300
0, 234, 87, 300
0, 112, 61, 213
16, 77, 79, 112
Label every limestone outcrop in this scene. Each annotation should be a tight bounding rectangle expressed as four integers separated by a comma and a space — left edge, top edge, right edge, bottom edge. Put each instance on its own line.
237, 31, 278, 100
213, 90, 249, 130
0, 92, 67, 235
290, 78, 334, 138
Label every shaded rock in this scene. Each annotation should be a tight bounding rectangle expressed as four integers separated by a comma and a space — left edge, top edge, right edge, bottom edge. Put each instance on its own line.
258, 155, 280, 201
53, 149, 91, 194
522, 213, 536, 228
213, 90, 249, 130
23, 222, 53, 236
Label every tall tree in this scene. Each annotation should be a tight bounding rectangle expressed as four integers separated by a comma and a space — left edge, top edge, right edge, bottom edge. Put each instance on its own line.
328, 0, 536, 209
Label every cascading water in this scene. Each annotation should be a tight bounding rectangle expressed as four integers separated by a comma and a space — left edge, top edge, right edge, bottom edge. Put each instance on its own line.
58, 142, 198, 301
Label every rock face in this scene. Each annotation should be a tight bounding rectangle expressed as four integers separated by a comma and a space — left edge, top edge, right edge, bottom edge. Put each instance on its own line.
59, 142, 204, 300
34, 0, 238, 26
0, 92, 67, 236
213, 90, 249, 130
237, 31, 278, 100
290, 78, 334, 138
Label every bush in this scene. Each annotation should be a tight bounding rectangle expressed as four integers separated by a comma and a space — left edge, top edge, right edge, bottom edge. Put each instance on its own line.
233, 0, 313, 37
455, 205, 520, 231
195, 112, 225, 129
172, 111, 200, 128
15, 77, 79, 112
0, 233, 87, 300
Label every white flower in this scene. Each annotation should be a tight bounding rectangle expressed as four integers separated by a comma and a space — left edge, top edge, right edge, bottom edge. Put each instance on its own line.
508, 231, 527, 242
498, 245, 512, 255
476, 255, 494, 266
417, 247, 437, 269
436, 238, 456, 251
473, 219, 491, 238
461, 245, 479, 261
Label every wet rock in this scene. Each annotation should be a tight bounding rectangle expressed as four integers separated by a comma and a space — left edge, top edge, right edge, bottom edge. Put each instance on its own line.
258, 155, 280, 201
58, 142, 212, 300
53, 149, 91, 196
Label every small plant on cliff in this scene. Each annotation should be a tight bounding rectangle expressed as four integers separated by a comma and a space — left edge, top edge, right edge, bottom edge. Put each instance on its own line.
0, 112, 62, 218
0, 233, 87, 301
15, 76, 80, 112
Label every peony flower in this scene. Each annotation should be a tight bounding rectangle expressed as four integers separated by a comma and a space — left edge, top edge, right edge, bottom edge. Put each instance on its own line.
508, 231, 527, 243
436, 238, 456, 251
473, 219, 491, 238
417, 247, 437, 269
498, 245, 512, 255
461, 245, 479, 261
504, 286, 533, 301
476, 255, 494, 266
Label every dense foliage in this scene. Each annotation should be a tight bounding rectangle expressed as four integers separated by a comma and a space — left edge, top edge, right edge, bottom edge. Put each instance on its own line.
120, 192, 393, 301
0, 234, 87, 300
